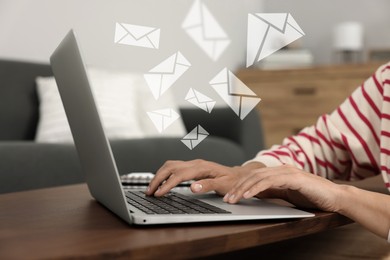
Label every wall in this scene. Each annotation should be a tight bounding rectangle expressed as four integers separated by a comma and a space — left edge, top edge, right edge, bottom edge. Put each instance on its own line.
263, 0, 390, 64
0, 0, 263, 105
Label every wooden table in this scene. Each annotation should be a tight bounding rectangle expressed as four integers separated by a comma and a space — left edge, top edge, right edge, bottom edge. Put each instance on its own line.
0, 184, 352, 259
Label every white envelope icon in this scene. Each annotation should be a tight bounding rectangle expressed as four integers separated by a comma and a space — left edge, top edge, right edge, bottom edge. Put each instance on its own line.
114, 22, 160, 49
181, 125, 209, 150
185, 88, 216, 113
209, 68, 261, 120
246, 13, 305, 67
144, 51, 191, 100
147, 109, 180, 133
182, 0, 230, 61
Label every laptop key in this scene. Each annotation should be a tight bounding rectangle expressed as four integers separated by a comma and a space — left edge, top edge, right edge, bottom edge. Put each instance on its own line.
125, 191, 231, 215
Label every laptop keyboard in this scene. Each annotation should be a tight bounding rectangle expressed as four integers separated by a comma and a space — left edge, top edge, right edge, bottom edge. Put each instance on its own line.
125, 190, 231, 215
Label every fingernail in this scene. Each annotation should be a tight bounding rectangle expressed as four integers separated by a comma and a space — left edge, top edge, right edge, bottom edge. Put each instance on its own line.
228, 194, 236, 202
243, 191, 250, 198
223, 193, 230, 202
146, 186, 150, 193
193, 183, 203, 192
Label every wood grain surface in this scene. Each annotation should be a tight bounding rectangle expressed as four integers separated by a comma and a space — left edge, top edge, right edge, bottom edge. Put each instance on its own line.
0, 184, 353, 259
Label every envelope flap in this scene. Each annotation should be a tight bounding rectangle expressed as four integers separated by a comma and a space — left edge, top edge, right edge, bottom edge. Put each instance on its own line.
228, 71, 256, 96
176, 52, 191, 66
197, 125, 209, 136
183, 126, 199, 140
209, 68, 228, 85
201, 3, 228, 39
153, 108, 174, 117
115, 23, 129, 42
255, 13, 289, 32
182, 0, 202, 28
120, 23, 157, 40
149, 53, 177, 73
287, 14, 305, 35
185, 88, 196, 100
194, 89, 213, 103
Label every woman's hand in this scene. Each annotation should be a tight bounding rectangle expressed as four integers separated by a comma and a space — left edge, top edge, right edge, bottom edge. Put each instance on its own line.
224, 164, 390, 239
223, 164, 342, 212
145, 160, 265, 197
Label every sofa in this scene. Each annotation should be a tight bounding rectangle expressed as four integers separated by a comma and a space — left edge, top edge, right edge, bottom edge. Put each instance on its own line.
0, 59, 265, 194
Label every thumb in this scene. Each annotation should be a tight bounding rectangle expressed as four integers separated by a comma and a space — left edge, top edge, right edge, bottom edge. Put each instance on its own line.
190, 179, 216, 194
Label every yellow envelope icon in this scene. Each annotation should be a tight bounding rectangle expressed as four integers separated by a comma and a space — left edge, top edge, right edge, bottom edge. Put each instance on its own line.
181, 125, 209, 150
182, 0, 230, 61
114, 22, 160, 49
144, 51, 191, 100
147, 109, 180, 133
209, 68, 261, 120
246, 13, 305, 67
185, 88, 216, 113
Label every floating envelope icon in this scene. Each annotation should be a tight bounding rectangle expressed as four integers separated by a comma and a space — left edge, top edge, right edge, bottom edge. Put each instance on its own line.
181, 125, 209, 150
147, 109, 180, 133
182, 0, 230, 61
210, 68, 261, 120
185, 88, 216, 113
246, 13, 305, 67
144, 51, 191, 100
114, 22, 160, 49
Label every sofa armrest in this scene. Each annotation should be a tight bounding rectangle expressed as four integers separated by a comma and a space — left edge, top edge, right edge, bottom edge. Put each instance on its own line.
179, 107, 264, 161
0, 142, 83, 194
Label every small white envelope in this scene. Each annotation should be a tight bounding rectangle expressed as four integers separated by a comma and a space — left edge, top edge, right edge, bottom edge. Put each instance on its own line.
181, 125, 209, 150
114, 22, 160, 49
144, 51, 191, 100
182, 0, 230, 61
147, 109, 180, 133
209, 68, 261, 120
185, 88, 216, 113
246, 13, 305, 67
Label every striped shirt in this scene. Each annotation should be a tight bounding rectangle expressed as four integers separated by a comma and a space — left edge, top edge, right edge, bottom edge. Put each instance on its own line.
247, 62, 390, 191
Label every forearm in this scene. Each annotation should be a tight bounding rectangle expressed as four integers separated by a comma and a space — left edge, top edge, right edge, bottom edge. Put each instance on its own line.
336, 185, 390, 239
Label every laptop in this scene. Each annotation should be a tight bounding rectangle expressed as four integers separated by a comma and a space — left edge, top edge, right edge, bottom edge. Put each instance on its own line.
50, 30, 314, 225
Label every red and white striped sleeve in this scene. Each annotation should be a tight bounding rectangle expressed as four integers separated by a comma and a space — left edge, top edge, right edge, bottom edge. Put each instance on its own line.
246, 62, 390, 181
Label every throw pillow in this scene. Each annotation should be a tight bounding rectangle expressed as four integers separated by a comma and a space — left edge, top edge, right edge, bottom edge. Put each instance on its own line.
35, 68, 145, 143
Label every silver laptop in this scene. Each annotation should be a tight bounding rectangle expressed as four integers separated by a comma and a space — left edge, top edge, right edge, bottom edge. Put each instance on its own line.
50, 30, 314, 225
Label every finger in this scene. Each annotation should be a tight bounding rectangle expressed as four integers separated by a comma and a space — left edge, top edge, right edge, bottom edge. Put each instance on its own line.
153, 163, 219, 197
242, 176, 277, 200
153, 166, 193, 196
147, 160, 183, 195
242, 174, 292, 201
221, 170, 260, 202
224, 169, 276, 203
226, 166, 295, 203
190, 179, 217, 194
224, 174, 265, 203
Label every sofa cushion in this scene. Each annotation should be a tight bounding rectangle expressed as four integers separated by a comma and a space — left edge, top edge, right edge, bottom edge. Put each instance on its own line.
0, 60, 52, 140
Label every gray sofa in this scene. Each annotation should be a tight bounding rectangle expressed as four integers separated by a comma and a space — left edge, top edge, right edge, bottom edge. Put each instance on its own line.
0, 60, 265, 194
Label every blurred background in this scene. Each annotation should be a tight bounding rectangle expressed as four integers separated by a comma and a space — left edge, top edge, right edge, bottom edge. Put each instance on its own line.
1, 0, 390, 66
1, 0, 390, 101
1, 0, 390, 145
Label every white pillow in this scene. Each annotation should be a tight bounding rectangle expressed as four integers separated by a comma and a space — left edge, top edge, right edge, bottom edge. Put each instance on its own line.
35, 68, 145, 143
35, 68, 187, 143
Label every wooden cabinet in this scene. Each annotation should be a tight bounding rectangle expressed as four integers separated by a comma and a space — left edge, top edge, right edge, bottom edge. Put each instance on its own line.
237, 63, 383, 148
